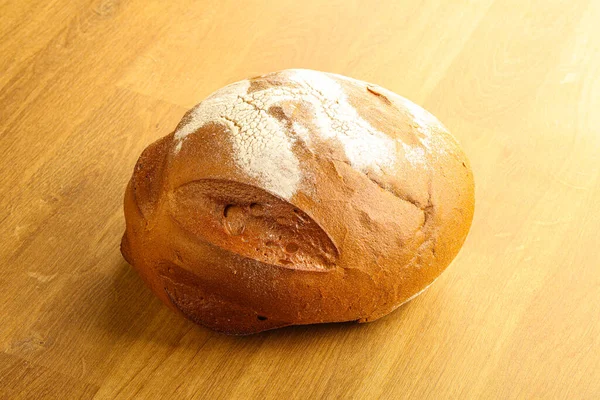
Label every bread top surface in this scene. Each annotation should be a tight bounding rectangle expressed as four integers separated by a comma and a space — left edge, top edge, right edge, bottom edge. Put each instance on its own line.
125, 69, 474, 331
171, 69, 455, 203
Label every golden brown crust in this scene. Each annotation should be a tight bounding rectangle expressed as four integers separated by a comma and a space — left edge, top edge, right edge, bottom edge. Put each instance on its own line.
121, 69, 475, 334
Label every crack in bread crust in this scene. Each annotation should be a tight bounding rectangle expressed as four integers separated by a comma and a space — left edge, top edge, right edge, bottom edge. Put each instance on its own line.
170, 179, 339, 271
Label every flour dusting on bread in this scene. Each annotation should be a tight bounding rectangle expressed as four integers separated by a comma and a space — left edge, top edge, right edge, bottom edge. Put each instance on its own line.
401, 142, 426, 167
174, 79, 301, 200
286, 69, 396, 175
172, 70, 445, 200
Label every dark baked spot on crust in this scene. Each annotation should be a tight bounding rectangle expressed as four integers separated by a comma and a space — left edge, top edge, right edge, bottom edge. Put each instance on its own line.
366, 86, 392, 105
267, 105, 288, 122
247, 79, 271, 93
267, 105, 297, 136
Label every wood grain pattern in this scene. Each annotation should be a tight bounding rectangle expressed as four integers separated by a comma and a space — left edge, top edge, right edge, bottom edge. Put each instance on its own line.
1, 0, 599, 398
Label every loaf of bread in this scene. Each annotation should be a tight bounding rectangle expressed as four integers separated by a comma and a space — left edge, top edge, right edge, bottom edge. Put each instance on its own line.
121, 69, 474, 334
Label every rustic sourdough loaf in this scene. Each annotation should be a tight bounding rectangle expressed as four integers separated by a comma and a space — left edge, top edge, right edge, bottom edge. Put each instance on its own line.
121, 69, 475, 334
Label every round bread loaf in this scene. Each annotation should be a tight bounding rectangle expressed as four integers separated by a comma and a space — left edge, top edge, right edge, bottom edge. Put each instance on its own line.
121, 69, 474, 334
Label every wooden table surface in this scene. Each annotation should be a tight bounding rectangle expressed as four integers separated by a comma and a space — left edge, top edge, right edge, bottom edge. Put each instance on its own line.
2, 0, 599, 399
